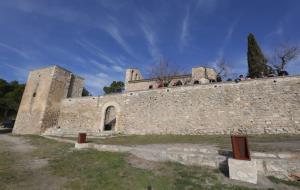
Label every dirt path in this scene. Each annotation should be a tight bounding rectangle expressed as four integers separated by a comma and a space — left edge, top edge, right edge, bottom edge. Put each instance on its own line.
0, 134, 66, 190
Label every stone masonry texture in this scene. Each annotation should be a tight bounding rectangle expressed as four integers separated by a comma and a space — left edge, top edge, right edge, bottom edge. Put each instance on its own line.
13, 66, 300, 136
47, 73, 300, 136
13, 66, 84, 135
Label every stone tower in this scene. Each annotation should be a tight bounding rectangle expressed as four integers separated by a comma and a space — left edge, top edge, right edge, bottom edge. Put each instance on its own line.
124, 69, 143, 91
13, 66, 84, 135
125, 69, 143, 83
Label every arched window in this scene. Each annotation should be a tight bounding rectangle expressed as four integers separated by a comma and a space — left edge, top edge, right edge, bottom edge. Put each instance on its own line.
103, 106, 116, 131
194, 80, 199, 84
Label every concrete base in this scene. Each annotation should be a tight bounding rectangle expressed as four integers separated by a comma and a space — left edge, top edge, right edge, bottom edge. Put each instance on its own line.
229, 158, 258, 184
75, 142, 93, 149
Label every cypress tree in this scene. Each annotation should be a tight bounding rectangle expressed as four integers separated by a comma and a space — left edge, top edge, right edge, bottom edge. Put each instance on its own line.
247, 33, 269, 78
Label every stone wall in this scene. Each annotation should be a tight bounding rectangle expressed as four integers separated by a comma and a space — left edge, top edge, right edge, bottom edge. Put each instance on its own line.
67, 74, 84, 98
124, 67, 217, 92
125, 80, 156, 92
13, 66, 84, 135
45, 75, 300, 136
13, 67, 55, 134
192, 67, 217, 81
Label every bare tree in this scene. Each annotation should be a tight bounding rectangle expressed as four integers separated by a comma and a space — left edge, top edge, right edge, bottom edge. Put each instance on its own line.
149, 59, 183, 87
149, 59, 180, 79
214, 58, 230, 81
269, 43, 300, 75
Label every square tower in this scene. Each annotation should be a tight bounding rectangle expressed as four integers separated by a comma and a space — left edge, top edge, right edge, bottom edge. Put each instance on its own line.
13, 66, 84, 134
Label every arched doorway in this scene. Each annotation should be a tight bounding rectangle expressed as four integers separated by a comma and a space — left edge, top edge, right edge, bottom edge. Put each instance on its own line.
103, 106, 116, 131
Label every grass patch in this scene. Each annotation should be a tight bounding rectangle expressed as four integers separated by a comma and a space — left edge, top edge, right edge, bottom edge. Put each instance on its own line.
0, 141, 32, 189
0, 146, 18, 188
0, 135, 73, 189
24, 136, 255, 189
47, 148, 255, 190
49, 149, 172, 189
24, 135, 73, 159
268, 176, 300, 188
3, 135, 298, 189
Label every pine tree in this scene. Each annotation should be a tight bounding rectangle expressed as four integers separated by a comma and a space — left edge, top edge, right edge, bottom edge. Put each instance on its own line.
247, 33, 269, 78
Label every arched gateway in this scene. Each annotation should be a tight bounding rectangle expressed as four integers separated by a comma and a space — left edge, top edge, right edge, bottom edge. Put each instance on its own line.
103, 106, 116, 131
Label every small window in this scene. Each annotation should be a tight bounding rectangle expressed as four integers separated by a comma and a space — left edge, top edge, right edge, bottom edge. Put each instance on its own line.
33, 92, 36, 97
131, 70, 134, 80
149, 85, 153, 89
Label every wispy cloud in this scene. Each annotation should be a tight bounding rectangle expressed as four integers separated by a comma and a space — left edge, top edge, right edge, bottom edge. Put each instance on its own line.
77, 40, 116, 64
0, 63, 28, 77
207, 20, 238, 74
140, 16, 161, 60
229, 55, 248, 77
112, 65, 123, 73
5, 0, 91, 24
99, 18, 136, 59
217, 20, 238, 57
96, 0, 126, 11
76, 40, 125, 72
195, 0, 219, 14
180, 6, 190, 51
0, 42, 30, 59
80, 72, 118, 95
274, 26, 284, 36
0, 62, 37, 81
266, 22, 284, 39
77, 40, 125, 73
89, 59, 109, 71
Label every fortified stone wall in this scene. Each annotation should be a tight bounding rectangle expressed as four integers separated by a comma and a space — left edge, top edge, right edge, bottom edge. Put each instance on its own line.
13, 66, 84, 135
46, 76, 300, 136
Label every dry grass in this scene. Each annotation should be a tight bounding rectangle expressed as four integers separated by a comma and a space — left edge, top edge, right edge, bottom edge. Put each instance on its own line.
0, 135, 260, 190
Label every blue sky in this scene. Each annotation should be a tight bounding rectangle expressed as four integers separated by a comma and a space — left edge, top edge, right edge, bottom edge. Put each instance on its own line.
0, 0, 300, 95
